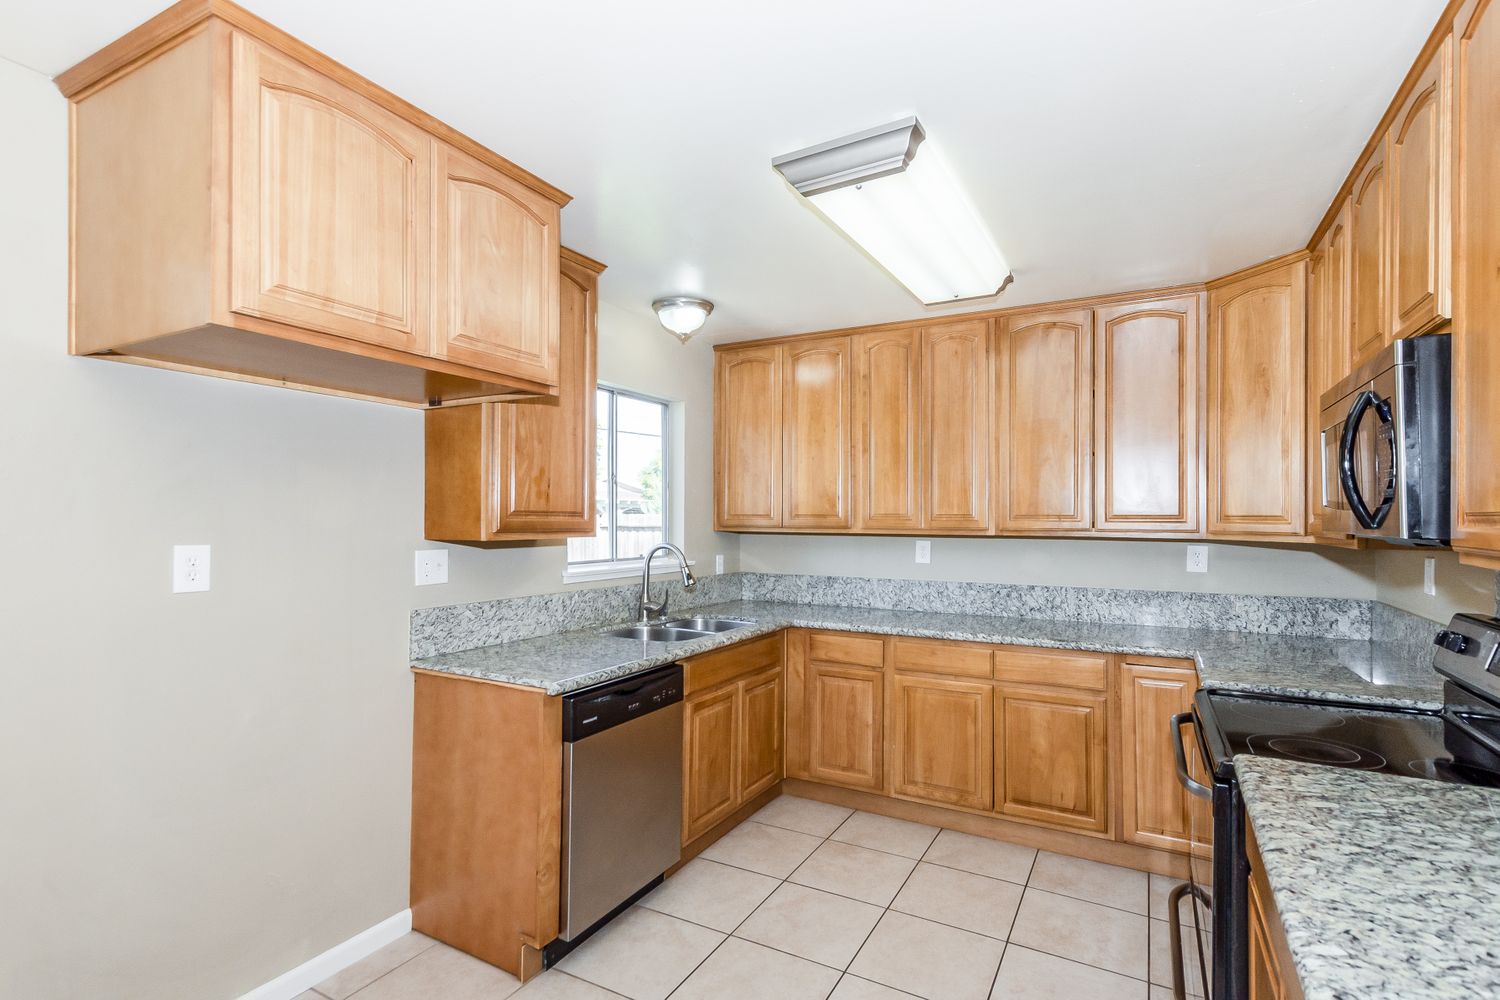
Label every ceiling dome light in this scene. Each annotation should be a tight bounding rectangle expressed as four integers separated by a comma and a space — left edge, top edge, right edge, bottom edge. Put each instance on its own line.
652, 296, 715, 344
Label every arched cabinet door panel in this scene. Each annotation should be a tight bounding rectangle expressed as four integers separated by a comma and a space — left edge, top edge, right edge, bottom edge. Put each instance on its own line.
1389, 35, 1452, 340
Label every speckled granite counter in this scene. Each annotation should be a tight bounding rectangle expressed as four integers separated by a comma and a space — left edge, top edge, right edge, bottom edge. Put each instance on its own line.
411, 598, 1444, 705
1238, 757, 1500, 1000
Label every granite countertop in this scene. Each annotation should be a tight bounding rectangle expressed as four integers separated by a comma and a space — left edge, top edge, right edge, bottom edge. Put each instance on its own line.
410, 598, 1444, 705
1238, 757, 1500, 1000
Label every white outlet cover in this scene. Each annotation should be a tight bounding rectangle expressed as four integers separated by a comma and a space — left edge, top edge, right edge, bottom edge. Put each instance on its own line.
915, 539, 932, 564
415, 549, 449, 586
1424, 557, 1436, 596
1186, 545, 1209, 573
172, 544, 211, 593
715, 554, 725, 575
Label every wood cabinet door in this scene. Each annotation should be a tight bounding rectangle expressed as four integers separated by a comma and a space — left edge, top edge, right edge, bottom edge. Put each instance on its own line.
1119, 661, 1209, 853
739, 668, 784, 801
1453, 0, 1500, 560
993, 685, 1109, 833
922, 321, 991, 532
1390, 35, 1453, 340
229, 33, 431, 353
806, 662, 885, 791
995, 310, 1093, 532
854, 328, 922, 531
493, 253, 597, 534
715, 345, 782, 528
892, 674, 993, 810
433, 142, 560, 385
1308, 206, 1353, 537
1207, 261, 1307, 536
1249, 876, 1286, 1000
683, 686, 740, 842
783, 338, 852, 529
1349, 140, 1391, 365
1094, 296, 1201, 533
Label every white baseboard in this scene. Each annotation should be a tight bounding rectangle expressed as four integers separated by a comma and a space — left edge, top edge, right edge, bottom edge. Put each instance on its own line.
236, 909, 413, 1000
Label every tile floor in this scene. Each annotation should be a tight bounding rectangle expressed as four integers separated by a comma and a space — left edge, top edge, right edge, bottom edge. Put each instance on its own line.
297, 796, 1209, 1000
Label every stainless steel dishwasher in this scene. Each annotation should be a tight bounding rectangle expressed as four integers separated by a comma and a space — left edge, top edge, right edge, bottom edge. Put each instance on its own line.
554, 663, 683, 953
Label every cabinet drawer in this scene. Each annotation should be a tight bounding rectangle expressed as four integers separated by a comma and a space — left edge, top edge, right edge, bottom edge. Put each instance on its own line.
992, 646, 1108, 691
808, 631, 885, 669
892, 637, 992, 678
685, 633, 783, 693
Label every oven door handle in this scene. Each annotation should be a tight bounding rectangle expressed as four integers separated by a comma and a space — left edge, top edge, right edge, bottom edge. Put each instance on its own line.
1171, 712, 1213, 802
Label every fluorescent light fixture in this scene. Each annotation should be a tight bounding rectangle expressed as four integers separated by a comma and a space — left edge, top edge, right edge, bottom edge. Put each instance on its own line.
652, 296, 714, 344
772, 117, 1012, 305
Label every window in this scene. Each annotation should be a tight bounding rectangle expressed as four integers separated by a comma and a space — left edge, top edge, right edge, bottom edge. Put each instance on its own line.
567, 387, 670, 569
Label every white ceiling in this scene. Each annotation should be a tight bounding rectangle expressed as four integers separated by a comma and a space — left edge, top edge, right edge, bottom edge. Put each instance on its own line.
3, 0, 1447, 344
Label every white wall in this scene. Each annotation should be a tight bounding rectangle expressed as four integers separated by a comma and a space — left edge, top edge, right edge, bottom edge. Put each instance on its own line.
0, 56, 732, 1000
1369, 549, 1497, 623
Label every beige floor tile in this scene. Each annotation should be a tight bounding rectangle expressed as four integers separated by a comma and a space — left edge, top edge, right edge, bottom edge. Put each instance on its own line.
790, 840, 918, 906
830, 811, 939, 859
638, 858, 778, 932
670, 937, 841, 1000
1027, 851, 1148, 915
990, 945, 1149, 999
890, 862, 1023, 940
750, 794, 854, 837
849, 911, 1004, 1000
1008, 888, 1149, 980
920, 829, 1036, 885
1151, 989, 1175, 1000
829, 976, 917, 999
314, 932, 437, 999
700, 820, 823, 878
349, 942, 521, 1000
512, 970, 625, 998
735, 882, 884, 969
1149, 917, 1208, 996
555, 907, 723, 1000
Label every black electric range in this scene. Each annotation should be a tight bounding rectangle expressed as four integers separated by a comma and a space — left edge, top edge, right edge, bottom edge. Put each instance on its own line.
1173, 613, 1500, 1000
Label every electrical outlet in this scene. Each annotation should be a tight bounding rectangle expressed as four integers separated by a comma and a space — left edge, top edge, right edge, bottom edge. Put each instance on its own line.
1424, 557, 1436, 596
1186, 545, 1209, 573
172, 544, 211, 593
715, 554, 725, 575
915, 540, 932, 564
415, 549, 449, 586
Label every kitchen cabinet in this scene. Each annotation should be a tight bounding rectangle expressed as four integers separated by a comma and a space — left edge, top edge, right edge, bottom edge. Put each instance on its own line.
1389, 36, 1453, 340
853, 329, 923, 531
682, 686, 740, 842
1453, 0, 1500, 567
994, 309, 1094, 532
805, 655, 885, 792
739, 667, 785, 800
1094, 296, 1202, 534
1247, 819, 1304, 1000
1307, 204, 1354, 540
1349, 141, 1391, 366
922, 320, 993, 533
783, 338, 853, 529
715, 344, 783, 529
891, 673, 994, 810
424, 249, 603, 541
63, 6, 569, 406
1119, 659, 1210, 853
1207, 259, 1307, 536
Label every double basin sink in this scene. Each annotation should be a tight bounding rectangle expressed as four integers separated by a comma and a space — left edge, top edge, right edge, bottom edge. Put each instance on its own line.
601, 616, 756, 643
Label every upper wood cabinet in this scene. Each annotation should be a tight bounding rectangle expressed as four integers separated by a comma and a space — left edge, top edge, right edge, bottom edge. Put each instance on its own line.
1207, 260, 1307, 536
783, 339, 853, 529
1453, 0, 1500, 565
922, 320, 993, 533
715, 344, 784, 529
1094, 296, 1202, 534
994, 309, 1094, 533
891, 673, 994, 811
1349, 140, 1391, 366
854, 329, 923, 531
1307, 205, 1354, 539
63, 5, 569, 406
1119, 659, 1210, 854
1389, 36, 1453, 340
423, 250, 603, 542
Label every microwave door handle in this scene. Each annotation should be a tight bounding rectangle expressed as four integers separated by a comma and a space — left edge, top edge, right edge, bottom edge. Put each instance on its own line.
1339, 389, 1395, 530
1171, 712, 1213, 801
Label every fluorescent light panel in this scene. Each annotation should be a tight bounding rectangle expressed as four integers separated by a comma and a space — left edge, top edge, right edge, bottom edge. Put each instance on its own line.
773, 118, 1010, 305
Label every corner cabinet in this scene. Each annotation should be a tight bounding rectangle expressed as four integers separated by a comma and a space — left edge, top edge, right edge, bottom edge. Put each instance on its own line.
423, 250, 604, 541
1207, 260, 1307, 537
64, 7, 569, 406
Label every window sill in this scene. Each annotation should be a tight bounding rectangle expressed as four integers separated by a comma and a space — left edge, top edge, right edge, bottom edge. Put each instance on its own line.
562, 558, 698, 585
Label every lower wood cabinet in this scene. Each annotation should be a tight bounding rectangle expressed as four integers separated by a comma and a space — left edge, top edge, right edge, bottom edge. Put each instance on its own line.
1248, 818, 1304, 1000
682, 685, 741, 841
891, 673, 994, 810
806, 660, 885, 791
1119, 658, 1211, 853
993, 684, 1110, 833
740, 667, 784, 800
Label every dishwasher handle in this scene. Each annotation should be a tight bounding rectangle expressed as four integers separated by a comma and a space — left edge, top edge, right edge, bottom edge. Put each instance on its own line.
1171, 712, 1213, 802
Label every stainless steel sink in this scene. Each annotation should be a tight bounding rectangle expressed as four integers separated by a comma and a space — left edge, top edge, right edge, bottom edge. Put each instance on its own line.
600, 624, 715, 642
661, 617, 756, 633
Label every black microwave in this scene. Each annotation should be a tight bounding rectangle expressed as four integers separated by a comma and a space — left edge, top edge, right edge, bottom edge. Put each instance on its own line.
1318, 334, 1450, 545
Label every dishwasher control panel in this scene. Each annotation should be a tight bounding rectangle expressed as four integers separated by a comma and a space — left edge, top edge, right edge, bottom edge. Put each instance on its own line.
562, 664, 684, 742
